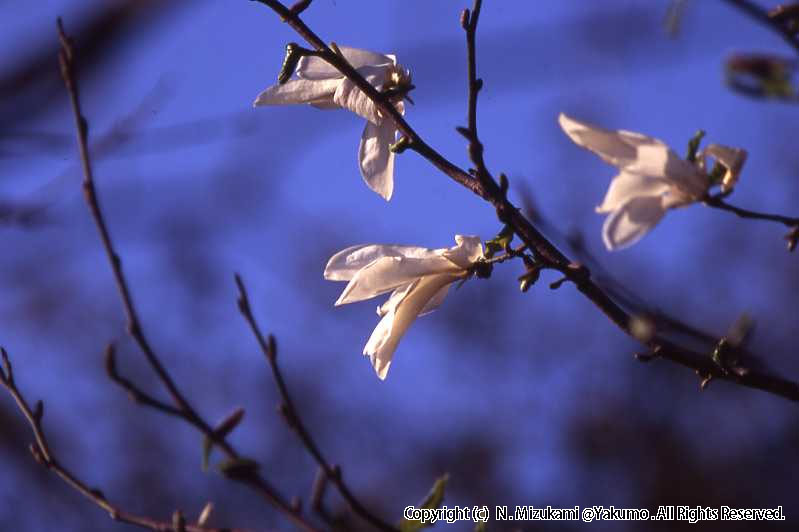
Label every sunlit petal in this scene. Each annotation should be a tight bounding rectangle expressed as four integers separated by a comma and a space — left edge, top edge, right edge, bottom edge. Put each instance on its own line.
334, 78, 381, 124
558, 113, 698, 180
358, 119, 396, 200
324, 244, 443, 281
364, 274, 459, 380
297, 46, 393, 80
442, 235, 484, 269
253, 79, 339, 106
703, 144, 748, 193
335, 256, 456, 305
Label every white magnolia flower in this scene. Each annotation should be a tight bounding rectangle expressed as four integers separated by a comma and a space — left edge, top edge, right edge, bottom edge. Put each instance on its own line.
324, 235, 484, 380
558, 113, 747, 250
254, 45, 411, 201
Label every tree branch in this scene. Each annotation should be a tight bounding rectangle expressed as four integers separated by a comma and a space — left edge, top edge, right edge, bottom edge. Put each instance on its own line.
234, 275, 398, 532
721, 0, 799, 54
0, 349, 242, 532
248, 1, 799, 402
57, 18, 321, 531
704, 194, 799, 228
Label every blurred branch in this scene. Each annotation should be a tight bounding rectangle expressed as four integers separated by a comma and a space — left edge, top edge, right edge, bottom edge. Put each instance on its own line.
250, 0, 799, 402
57, 18, 321, 531
722, 0, 799, 54
704, 194, 799, 227
234, 275, 398, 532
0, 349, 240, 532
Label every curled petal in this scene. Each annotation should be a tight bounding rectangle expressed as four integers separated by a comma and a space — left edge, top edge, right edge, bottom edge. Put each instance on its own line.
253, 79, 340, 107
418, 284, 451, 316
324, 244, 444, 281
334, 78, 381, 124
335, 255, 457, 305
442, 235, 484, 269
596, 171, 671, 213
297, 46, 394, 80
601, 195, 667, 250
364, 273, 459, 380
358, 118, 396, 200
703, 144, 747, 193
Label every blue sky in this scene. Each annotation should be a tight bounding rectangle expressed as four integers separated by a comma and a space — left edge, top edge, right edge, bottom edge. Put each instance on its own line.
2, 1, 798, 530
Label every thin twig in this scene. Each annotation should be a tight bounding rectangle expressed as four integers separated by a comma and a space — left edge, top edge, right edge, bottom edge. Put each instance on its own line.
721, 0, 799, 54
57, 18, 321, 531
249, 1, 799, 402
704, 194, 799, 227
483, 243, 528, 266
0, 349, 242, 532
235, 275, 398, 532
104, 344, 184, 417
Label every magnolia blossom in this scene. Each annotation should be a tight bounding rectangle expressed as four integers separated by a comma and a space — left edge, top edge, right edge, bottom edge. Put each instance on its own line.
324, 235, 484, 380
254, 46, 411, 200
558, 113, 747, 250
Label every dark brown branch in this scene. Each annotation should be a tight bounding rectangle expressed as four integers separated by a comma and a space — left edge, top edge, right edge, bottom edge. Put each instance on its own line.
249, 1, 799, 402
57, 18, 321, 531
721, 0, 799, 54
459, 0, 493, 191
234, 275, 398, 532
57, 16, 201, 436
104, 344, 184, 417
704, 194, 799, 227
0, 349, 241, 532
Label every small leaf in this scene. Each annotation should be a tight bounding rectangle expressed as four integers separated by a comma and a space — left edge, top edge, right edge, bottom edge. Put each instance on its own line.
685, 129, 705, 163
203, 407, 245, 471
398, 474, 449, 531
484, 225, 514, 258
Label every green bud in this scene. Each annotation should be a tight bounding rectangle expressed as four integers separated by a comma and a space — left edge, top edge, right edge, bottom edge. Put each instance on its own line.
389, 136, 412, 153
278, 43, 302, 84
686, 129, 705, 163
484, 225, 514, 258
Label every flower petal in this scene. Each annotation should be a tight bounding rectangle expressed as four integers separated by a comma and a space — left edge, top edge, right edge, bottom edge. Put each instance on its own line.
377, 283, 415, 317
596, 171, 671, 213
601, 195, 667, 250
442, 235, 484, 269
324, 244, 444, 281
334, 78, 381, 123
364, 273, 459, 380
558, 113, 699, 183
418, 283, 451, 316
334, 255, 457, 305
297, 46, 394, 80
358, 118, 396, 200
702, 144, 747, 193
253, 79, 340, 106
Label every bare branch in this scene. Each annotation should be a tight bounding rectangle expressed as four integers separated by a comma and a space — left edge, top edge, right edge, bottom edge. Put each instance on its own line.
1, 349, 242, 532
57, 18, 321, 531
235, 274, 398, 532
